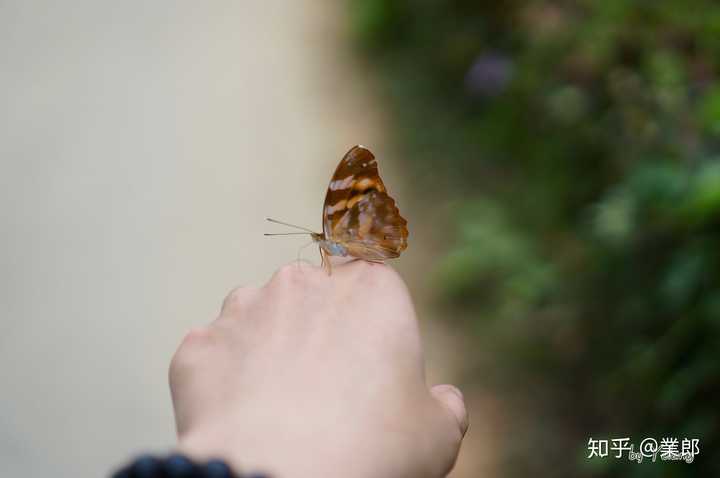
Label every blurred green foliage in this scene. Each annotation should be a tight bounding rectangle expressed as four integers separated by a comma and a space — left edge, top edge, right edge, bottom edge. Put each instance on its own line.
350, 1, 720, 476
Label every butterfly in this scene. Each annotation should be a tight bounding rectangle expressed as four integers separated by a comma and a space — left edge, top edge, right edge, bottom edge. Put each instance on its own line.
265, 145, 408, 274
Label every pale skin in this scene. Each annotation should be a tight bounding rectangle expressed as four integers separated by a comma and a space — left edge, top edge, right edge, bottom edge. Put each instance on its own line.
169, 260, 468, 478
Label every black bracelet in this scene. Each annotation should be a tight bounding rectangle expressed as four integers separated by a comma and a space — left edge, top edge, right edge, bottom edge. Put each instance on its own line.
111, 453, 269, 478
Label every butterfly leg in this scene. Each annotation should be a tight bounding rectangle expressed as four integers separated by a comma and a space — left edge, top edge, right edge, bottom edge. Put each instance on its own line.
348, 258, 386, 266
320, 246, 332, 275
325, 249, 333, 275
296, 239, 314, 267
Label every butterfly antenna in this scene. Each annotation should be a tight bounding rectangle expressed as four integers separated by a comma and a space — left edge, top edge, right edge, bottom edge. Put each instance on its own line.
264, 232, 312, 236
265, 217, 315, 234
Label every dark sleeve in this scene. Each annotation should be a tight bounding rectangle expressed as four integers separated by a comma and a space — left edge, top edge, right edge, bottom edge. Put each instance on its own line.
111, 453, 269, 478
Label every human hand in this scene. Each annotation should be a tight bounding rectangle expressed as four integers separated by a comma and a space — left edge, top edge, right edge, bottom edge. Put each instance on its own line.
169, 261, 468, 478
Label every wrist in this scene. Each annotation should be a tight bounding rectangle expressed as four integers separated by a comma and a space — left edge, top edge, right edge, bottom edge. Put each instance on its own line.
177, 419, 443, 478
112, 453, 266, 478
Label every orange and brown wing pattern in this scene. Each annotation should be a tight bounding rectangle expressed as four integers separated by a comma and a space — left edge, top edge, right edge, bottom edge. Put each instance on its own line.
322, 145, 408, 260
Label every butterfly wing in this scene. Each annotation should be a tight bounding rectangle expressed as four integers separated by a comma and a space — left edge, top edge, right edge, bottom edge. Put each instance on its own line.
322, 145, 408, 260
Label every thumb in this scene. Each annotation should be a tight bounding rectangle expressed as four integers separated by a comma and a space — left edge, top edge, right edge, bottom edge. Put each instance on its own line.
430, 384, 469, 438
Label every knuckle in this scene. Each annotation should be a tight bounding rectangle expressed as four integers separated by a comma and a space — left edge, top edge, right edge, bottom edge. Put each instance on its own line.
270, 262, 321, 288
274, 263, 301, 282
353, 259, 374, 274
170, 326, 211, 373
169, 351, 191, 388
355, 261, 403, 289
182, 326, 212, 345
372, 262, 402, 283
222, 286, 257, 312
339, 259, 371, 279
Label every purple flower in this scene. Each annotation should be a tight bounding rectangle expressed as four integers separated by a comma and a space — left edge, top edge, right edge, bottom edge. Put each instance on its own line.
465, 52, 514, 98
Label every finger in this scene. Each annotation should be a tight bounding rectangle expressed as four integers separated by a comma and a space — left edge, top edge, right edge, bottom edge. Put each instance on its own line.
430, 384, 469, 438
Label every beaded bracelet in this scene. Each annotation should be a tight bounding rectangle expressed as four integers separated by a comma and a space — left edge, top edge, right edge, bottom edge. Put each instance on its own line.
112, 453, 268, 478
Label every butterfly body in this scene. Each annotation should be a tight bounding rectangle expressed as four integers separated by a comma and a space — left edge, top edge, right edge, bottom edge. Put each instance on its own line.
314, 236, 349, 257
267, 145, 408, 274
